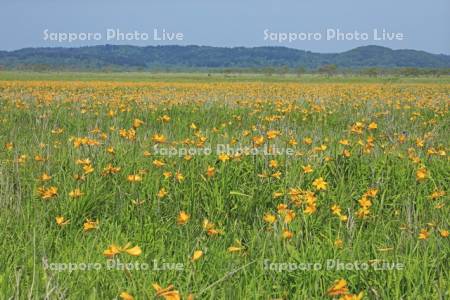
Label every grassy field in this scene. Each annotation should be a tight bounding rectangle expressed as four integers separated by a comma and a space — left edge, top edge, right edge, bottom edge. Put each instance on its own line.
1, 70, 450, 83
0, 76, 449, 299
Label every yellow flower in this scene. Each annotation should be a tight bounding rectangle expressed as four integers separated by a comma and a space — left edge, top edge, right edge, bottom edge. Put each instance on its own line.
153, 159, 166, 168
218, 153, 230, 162
34, 155, 45, 162
119, 291, 134, 300
429, 190, 445, 200
106, 147, 115, 154
312, 177, 327, 191
288, 138, 298, 146
416, 167, 428, 181
191, 250, 203, 261
266, 130, 280, 140
177, 211, 190, 225
102, 164, 121, 175
365, 188, 378, 198
334, 239, 344, 249
55, 216, 70, 227
439, 230, 449, 238
124, 245, 142, 256
271, 171, 282, 179
103, 244, 121, 258
252, 135, 265, 147
263, 213, 277, 224
272, 191, 284, 199
418, 229, 429, 240
159, 114, 171, 123
342, 149, 351, 157
69, 188, 84, 198
303, 137, 313, 145
83, 219, 98, 232
83, 164, 94, 174
132, 118, 144, 129
39, 173, 52, 181
339, 292, 364, 300
358, 196, 372, 208
152, 134, 167, 144
175, 171, 185, 182
304, 204, 317, 215
202, 219, 222, 235
368, 122, 378, 130
163, 171, 173, 179
157, 188, 168, 199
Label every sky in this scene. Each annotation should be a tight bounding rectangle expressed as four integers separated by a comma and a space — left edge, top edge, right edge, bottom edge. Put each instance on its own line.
1, 0, 449, 54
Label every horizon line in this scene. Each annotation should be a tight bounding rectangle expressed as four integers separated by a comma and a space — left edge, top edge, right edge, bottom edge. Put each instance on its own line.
1, 44, 449, 56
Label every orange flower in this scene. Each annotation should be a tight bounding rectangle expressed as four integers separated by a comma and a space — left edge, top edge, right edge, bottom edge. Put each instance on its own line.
282, 229, 294, 239
4, 142, 13, 150
177, 211, 190, 225
127, 174, 142, 182
152, 283, 181, 300
38, 186, 58, 200
302, 165, 313, 174
327, 279, 349, 296
103, 243, 142, 258
39, 173, 52, 181
206, 166, 216, 177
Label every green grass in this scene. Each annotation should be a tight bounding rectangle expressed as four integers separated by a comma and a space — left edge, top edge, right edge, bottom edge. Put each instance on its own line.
0, 79, 449, 299
1, 70, 450, 83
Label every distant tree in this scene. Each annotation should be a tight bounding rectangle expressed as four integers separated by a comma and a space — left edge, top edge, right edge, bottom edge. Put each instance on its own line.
296, 66, 306, 77
31, 64, 51, 72
362, 67, 380, 77
278, 66, 289, 76
399, 67, 420, 77
318, 64, 338, 76
263, 67, 275, 77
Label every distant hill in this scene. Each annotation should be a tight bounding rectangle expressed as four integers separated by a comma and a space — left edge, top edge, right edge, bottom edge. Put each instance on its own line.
0, 45, 449, 71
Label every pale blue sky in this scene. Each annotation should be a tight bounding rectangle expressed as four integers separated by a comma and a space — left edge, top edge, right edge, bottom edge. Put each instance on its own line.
1, 0, 449, 54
